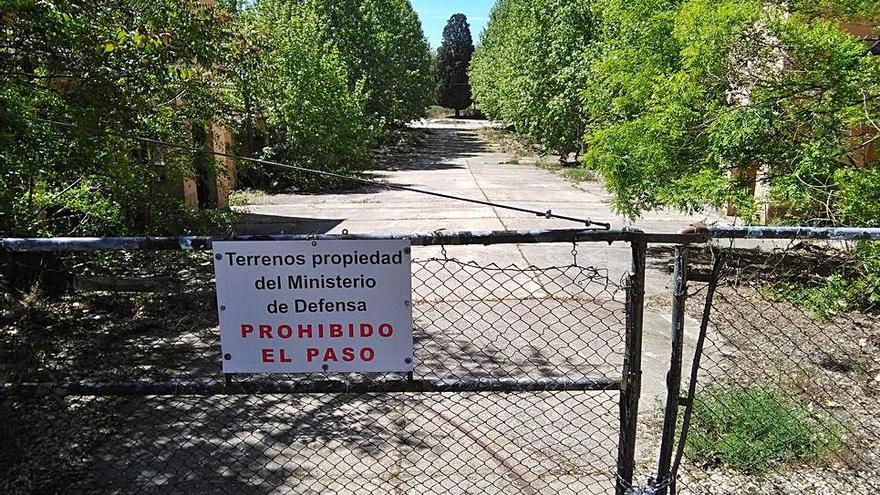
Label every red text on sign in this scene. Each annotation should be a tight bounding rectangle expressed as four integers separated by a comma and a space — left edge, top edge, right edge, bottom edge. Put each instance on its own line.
240, 322, 394, 339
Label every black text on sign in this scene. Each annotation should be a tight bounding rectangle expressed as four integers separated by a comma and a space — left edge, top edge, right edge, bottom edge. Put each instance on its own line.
213, 240, 413, 373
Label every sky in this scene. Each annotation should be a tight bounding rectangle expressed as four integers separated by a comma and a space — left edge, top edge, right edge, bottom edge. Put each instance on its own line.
410, 0, 494, 50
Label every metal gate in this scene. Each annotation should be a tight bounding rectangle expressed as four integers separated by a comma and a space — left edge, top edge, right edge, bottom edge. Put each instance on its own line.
1, 229, 649, 495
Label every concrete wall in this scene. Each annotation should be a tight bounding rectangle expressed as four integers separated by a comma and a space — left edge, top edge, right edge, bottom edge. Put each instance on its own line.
210, 123, 236, 209
842, 20, 879, 170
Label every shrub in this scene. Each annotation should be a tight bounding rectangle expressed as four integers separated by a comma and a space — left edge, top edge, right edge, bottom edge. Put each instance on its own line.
231, 0, 377, 192
583, 0, 880, 222
473, 0, 880, 223
0, 0, 233, 236
230, 0, 434, 192
686, 387, 845, 473
768, 242, 880, 318
2, 0, 435, 233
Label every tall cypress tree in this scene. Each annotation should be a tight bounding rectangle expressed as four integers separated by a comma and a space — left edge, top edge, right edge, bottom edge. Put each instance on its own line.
436, 13, 474, 117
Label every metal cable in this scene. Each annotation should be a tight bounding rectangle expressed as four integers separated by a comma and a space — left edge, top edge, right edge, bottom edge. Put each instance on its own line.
21, 116, 613, 229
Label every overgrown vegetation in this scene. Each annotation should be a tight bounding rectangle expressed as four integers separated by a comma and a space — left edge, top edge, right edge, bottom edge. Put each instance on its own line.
1, 0, 232, 236
470, 0, 592, 161
687, 387, 846, 473
0, 0, 434, 236
234, 0, 433, 192
766, 241, 880, 318
472, 0, 880, 315
471, 0, 880, 225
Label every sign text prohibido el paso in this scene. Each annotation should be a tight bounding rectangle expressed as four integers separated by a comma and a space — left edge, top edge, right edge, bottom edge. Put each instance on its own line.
213, 240, 413, 373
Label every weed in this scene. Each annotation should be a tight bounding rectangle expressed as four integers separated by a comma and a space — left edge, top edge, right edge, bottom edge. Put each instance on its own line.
478, 127, 536, 155
228, 189, 260, 208
562, 167, 597, 182
534, 156, 598, 183
534, 157, 557, 169
762, 242, 880, 319
686, 386, 845, 474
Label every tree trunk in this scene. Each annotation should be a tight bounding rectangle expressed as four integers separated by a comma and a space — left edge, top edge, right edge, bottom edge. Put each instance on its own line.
455, 108, 460, 118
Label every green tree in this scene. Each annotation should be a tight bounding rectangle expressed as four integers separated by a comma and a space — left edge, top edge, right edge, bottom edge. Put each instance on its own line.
0, 0, 232, 236
582, 0, 880, 224
365, 0, 435, 125
474, 0, 880, 225
471, 0, 593, 159
311, 0, 434, 127
469, 0, 515, 121
436, 13, 474, 117
231, 0, 377, 191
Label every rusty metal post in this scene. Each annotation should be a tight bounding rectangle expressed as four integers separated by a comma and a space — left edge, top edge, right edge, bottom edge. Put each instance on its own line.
669, 252, 726, 495
616, 233, 647, 495
656, 245, 689, 494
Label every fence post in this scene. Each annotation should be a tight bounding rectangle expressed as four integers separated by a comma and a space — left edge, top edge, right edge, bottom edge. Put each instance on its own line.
655, 245, 689, 494
617, 234, 646, 495
668, 252, 726, 494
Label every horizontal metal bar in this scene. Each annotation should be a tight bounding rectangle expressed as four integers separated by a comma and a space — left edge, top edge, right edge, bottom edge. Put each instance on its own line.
6, 226, 878, 254
0, 228, 664, 252
0, 236, 207, 252
706, 226, 880, 240
0, 376, 620, 397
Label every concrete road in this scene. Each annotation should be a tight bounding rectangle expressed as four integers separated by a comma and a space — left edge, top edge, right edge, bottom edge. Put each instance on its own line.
85, 120, 728, 494
236, 118, 723, 397
237, 119, 718, 289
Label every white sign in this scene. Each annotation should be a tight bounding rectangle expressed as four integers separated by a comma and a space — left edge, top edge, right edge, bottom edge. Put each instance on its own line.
213, 240, 413, 373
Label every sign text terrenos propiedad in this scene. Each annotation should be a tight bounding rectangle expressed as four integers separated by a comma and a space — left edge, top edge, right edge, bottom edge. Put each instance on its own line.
213, 240, 413, 373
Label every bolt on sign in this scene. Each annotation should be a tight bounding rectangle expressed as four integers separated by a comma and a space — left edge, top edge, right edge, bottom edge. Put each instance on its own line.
213, 240, 414, 373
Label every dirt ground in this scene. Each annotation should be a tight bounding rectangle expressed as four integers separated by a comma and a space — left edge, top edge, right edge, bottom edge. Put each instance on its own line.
639, 245, 880, 495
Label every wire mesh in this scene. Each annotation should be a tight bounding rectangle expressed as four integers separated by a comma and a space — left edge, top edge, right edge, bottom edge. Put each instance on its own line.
675, 239, 880, 495
0, 244, 628, 495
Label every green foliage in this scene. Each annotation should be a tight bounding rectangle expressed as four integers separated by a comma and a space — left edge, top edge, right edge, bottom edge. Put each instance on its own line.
687, 387, 845, 473
582, 0, 768, 219
229, 0, 434, 192
2, 0, 434, 231
834, 167, 880, 226
471, 0, 593, 157
232, 0, 377, 191
584, 0, 880, 222
436, 14, 475, 113
311, 0, 434, 127
473, 0, 880, 224
0, 0, 233, 236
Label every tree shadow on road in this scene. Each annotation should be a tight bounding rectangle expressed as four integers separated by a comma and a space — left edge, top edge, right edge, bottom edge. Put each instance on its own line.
75, 393, 417, 494
372, 127, 489, 172
233, 214, 344, 236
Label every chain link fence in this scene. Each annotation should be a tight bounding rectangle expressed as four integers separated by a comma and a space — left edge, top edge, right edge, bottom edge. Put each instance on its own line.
654, 233, 880, 495
1, 233, 631, 495
3, 228, 879, 495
